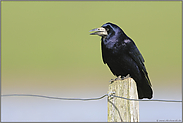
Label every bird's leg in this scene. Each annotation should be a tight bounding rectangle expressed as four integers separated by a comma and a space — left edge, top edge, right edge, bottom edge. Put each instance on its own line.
109, 74, 131, 83
121, 74, 131, 80
109, 79, 115, 83
115, 75, 122, 81
109, 75, 122, 83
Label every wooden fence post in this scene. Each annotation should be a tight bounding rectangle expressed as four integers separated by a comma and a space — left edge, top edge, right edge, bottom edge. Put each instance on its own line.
108, 76, 139, 122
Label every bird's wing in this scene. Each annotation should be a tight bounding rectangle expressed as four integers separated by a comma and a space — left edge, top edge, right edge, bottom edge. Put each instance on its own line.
101, 41, 107, 64
126, 39, 145, 69
127, 39, 151, 86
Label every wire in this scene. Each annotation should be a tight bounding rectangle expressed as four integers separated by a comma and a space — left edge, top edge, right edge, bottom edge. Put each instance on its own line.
108, 97, 123, 122
1, 93, 182, 102
2, 93, 180, 123
112, 95, 182, 102
1, 94, 108, 101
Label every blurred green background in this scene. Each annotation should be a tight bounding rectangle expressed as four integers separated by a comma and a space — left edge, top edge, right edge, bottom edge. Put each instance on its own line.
1, 1, 182, 122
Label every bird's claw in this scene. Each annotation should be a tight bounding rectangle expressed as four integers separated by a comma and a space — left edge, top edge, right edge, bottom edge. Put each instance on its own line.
109, 74, 131, 83
109, 76, 122, 83
122, 74, 130, 79
109, 79, 115, 83
115, 75, 122, 81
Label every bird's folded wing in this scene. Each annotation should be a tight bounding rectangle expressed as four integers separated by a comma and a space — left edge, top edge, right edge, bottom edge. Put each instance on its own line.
101, 41, 107, 64
128, 41, 152, 86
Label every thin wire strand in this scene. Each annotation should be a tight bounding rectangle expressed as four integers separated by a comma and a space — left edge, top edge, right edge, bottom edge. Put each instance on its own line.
1, 94, 182, 102
1, 94, 108, 101
108, 97, 123, 122
112, 95, 182, 102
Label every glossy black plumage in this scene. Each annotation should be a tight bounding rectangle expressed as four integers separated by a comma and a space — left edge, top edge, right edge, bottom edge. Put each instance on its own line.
91, 22, 153, 99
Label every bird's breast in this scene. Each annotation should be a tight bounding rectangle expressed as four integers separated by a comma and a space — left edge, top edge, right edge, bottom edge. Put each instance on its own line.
103, 39, 121, 53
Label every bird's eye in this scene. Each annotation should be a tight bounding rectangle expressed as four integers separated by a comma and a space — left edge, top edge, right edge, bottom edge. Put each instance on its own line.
106, 28, 109, 31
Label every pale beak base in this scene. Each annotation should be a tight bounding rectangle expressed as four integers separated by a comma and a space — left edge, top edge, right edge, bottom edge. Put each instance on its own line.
89, 27, 108, 36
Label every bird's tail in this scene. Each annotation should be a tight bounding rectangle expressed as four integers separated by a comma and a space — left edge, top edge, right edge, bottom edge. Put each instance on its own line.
136, 77, 153, 99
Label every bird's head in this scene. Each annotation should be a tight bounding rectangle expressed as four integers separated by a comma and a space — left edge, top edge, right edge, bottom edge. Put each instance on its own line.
89, 22, 122, 38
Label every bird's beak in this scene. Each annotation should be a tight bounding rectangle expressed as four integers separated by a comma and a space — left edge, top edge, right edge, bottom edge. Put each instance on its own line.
89, 27, 108, 36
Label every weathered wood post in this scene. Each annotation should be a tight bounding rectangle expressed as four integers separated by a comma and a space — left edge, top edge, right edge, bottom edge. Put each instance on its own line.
108, 76, 139, 122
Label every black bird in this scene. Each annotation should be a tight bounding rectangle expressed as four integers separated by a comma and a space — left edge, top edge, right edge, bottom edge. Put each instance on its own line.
90, 22, 153, 99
